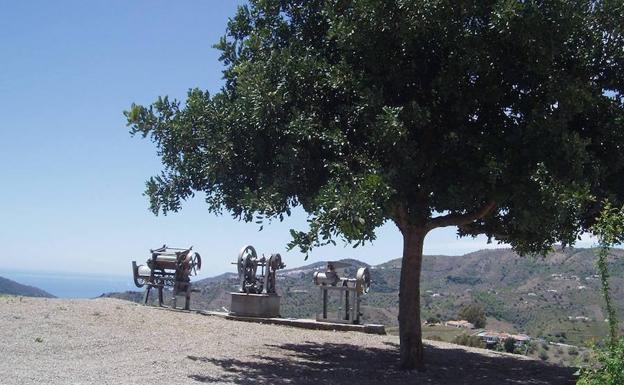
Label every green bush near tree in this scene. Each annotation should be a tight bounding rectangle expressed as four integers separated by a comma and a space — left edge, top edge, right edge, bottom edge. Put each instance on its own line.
577, 202, 624, 385
577, 338, 624, 385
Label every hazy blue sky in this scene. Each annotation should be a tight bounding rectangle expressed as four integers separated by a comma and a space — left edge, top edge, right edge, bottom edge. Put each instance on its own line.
0, 1, 596, 279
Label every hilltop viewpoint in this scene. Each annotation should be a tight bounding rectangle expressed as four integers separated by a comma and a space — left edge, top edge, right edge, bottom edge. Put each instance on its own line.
0, 297, 575, 385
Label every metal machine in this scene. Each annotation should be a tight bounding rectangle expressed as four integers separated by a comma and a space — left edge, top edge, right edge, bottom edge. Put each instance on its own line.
235, 245, 285, 294
132, 245, 201, 310
313, 262, 371, 324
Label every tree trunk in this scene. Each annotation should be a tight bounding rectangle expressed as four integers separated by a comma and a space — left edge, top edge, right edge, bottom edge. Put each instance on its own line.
394, 201, 494, 370
398, 226, 426, 370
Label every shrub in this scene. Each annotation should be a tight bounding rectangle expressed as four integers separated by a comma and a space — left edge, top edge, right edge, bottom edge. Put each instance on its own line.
513, 346, 525, 355
503, 338, 516, 353
526, 342, 538, 355
426, 316, 440, 324
452, 334, 485, 349
538, 350, 549, 361
577, 202, 624, 385
576, 337, 624, 385
458, 303, 487, 329
568, 347, 579, 356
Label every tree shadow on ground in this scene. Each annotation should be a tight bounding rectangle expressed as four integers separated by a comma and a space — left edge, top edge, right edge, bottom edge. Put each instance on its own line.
186, 340, 575, 385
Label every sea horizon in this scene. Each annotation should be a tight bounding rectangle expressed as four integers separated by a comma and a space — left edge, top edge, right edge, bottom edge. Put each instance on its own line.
0, 269, 136, 299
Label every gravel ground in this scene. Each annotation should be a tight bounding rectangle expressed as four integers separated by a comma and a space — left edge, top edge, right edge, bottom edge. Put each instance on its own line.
0, 297, 575, 385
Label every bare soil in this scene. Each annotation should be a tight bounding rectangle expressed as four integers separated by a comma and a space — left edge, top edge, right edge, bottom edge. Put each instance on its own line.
0, 297, 575, 385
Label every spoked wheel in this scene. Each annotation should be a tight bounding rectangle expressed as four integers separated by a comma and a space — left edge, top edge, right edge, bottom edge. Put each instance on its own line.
238, 245, 257, 292
264, 253, 283, 294
189, 252, 202, 276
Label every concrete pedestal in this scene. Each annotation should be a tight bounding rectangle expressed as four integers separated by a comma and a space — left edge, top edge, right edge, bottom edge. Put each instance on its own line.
230, 292, 281, 318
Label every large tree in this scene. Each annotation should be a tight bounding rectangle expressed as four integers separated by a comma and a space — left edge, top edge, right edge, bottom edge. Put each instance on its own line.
127, 0, 624, 370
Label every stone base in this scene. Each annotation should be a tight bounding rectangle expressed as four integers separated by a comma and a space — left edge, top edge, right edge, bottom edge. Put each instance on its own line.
229, 292, 281, 318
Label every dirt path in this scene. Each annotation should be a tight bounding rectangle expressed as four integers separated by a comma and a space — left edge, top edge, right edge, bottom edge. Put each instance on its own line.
0, 297, 575, 385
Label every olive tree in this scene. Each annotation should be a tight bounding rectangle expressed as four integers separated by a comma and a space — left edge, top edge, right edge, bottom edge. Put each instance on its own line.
126, 0, 624, 370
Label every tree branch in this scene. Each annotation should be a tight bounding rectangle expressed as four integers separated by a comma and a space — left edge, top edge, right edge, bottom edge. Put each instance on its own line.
426, 200, 496, 231
391, 203, 409, 234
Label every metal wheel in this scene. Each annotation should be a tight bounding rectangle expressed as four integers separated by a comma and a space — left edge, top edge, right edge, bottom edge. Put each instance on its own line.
190, 252, 202, 276
264, 253, 284, 294
356, 267, 371, 294
238, 245, 257, 292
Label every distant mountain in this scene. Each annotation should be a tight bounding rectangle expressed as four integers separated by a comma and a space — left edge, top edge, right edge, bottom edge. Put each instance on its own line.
0, 276, 55, 298
195, 272, 238, 285
103, 248, 624, 345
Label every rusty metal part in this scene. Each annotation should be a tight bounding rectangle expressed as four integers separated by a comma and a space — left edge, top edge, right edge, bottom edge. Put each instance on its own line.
263, 253, 284, 294
234, 245, 285, 294
237, 245, 258, 293
131, 245, 201, 309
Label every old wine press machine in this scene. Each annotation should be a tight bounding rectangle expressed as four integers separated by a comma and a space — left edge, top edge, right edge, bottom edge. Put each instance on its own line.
132, 245, 201, 310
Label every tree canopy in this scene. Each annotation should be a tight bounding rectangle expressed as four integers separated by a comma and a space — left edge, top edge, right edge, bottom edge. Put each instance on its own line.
459, 303, 487, 329
127, 0, 624, 369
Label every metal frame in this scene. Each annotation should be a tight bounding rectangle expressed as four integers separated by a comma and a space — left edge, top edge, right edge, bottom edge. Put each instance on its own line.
234, 245, 285, 294
131, 245, 201, 310
317, 284, 362, 324
314, 263, 371, 325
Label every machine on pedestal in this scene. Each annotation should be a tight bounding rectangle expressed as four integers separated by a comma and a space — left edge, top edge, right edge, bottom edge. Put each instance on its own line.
229, 245, 285, 317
